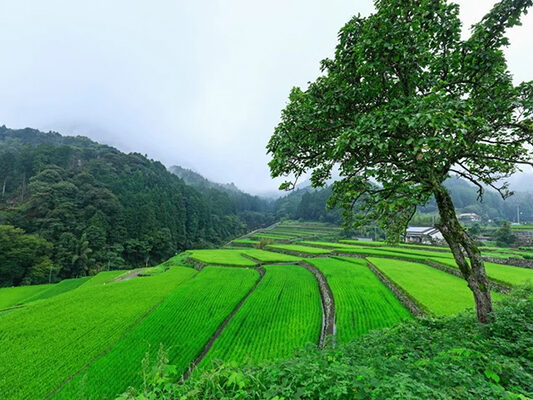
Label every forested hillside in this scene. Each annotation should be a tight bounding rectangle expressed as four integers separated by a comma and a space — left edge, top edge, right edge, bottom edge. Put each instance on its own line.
169, 165, 275, 229
275, 178, 533, 224
0, 127, 254, 286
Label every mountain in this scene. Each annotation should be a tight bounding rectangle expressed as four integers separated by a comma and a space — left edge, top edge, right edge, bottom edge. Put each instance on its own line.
0, 126, 254, 286
169, 165, 242, 194
169, 165, 275, 229
505, 171, 533, 193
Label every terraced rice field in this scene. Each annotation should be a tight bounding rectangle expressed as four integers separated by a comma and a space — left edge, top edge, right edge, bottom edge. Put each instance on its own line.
4, 221, 530, 398
239, 248, 302, 262
54, 267, 259, 400
254, 233, 294, 240
187, 249, 256, 266
307, 258, 412, 342
199, 265, 321, 367
0, 267, 198, 400
366, 257, 502, 315
23, 277, 91, 303
267, 243, 332, 254
79, 270, 130, 287
232, 238, 259, 245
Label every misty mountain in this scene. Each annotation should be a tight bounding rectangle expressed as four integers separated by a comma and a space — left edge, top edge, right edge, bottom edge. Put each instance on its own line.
169, 165, 245, 195
504, 171, 533, 193
169, 165, 275, 229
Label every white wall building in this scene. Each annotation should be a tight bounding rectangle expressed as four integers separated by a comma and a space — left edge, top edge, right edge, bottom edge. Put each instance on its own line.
404, 226, 444, 244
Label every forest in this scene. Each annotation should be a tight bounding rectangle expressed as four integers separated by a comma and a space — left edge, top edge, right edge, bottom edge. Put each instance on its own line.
0, 126, 272, 286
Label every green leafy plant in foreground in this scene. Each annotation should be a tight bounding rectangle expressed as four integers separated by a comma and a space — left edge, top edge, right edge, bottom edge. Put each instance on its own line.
119, 287, 533, 400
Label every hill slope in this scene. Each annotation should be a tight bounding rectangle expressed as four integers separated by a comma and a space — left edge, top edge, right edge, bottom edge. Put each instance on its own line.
0, 126, 249, 285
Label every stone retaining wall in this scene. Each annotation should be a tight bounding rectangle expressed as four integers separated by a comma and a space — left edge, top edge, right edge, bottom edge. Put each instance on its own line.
365, 260, 426, 318
299, 262, 336, 346
483, 256, 533, 269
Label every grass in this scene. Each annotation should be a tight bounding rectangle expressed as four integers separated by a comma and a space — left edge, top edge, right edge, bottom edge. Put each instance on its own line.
187, 249, 257, 266
0, 283, 53, 310
481, 251, 523, 259
238, 248, 302, 263
269, 229, 320, 237
23, 277, 91, 303
332, 245, 418, 259
300, 240, 368, 249
199, 265, 321, 367
308, 258, 411, 342
365, 257, 502, 316
267, 243, 332, 254
0, 267, 198, 400
54, 267, 260, 400
339, 239, 387, 246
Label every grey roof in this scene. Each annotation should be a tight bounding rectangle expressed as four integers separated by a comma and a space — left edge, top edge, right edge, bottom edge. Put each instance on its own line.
406, 226, 435, 234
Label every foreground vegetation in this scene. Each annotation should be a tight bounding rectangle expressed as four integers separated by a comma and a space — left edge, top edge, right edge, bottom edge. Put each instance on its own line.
126, 288, 533, 400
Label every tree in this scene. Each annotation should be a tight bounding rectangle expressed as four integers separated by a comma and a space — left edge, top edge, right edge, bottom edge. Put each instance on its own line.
0, 225, 53, 286
494, 221, 517, 246
268, 0, 533, 323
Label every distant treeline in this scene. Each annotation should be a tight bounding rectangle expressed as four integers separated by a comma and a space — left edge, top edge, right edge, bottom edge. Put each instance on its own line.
0, 127, 273, 286
274, 178, 533, 226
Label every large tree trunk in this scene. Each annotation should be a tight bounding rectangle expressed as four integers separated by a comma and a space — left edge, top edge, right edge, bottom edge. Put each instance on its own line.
433, 185, 493, 323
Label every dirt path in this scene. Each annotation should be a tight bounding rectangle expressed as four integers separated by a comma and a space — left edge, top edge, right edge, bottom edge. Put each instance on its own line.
181, 266, 266, 380
114, 270, 141, 282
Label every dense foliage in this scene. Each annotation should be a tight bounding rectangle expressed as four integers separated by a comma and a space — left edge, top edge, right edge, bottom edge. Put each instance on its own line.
125, 287, 533, 400
0, 224, 53, 286
169, 165, 275, 229
0, 126, 259, 285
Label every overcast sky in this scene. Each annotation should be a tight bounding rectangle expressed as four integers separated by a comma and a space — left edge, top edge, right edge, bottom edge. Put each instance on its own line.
0, 1, 531, 195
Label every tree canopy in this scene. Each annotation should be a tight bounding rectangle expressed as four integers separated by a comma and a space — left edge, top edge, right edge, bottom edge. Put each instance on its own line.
268, 0, 532, 322
0, 127, 273, 286
268, 0, 532, 238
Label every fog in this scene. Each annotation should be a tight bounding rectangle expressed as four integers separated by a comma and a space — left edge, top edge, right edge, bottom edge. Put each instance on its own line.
0, 1, 531, 195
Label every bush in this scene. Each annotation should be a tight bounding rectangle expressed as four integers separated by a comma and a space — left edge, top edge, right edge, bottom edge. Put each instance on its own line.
119, 287, 533, 399
253, 238, 274, 250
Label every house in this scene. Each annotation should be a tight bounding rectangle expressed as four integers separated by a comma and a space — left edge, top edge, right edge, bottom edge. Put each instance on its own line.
404, 226, 444, 244
457, 213, 481, 222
